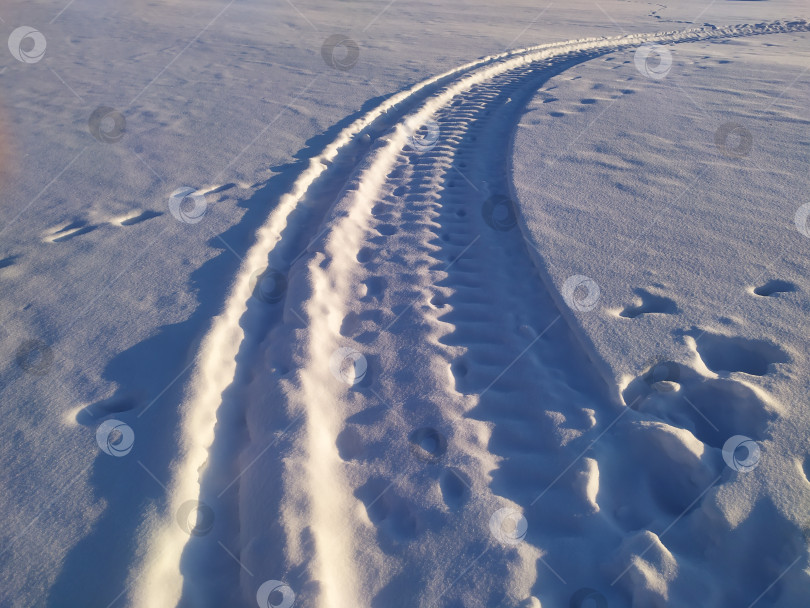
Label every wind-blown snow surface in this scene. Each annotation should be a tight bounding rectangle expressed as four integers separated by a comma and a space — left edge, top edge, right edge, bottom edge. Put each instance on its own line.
511, 29, 810, 607
1, 1, 809, 607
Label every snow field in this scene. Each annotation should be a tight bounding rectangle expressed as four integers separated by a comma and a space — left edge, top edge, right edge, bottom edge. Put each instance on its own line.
135, 19, 810, 608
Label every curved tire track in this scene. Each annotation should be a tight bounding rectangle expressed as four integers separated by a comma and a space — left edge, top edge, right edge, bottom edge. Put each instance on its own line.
135, 19, 810, 608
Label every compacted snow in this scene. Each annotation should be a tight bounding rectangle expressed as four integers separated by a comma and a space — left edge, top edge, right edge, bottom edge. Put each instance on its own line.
1, 1, 809, 607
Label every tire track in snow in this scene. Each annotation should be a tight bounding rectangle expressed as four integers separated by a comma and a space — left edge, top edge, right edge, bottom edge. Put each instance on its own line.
134, 19, 810, 608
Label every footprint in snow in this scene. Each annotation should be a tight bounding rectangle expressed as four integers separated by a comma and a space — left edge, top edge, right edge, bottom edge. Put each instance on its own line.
619, 288, 678, 318
43, 220, 99, 243
75, 394, 139, 425
43, 210, 162, 243
623, 360, 776, 450
0, 254, 20, 270
687, 330, 788, 377
752, 279, 796, 297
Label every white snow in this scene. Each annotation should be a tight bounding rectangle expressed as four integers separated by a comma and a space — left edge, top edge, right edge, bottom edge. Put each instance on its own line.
512, 25, 810, 608
1, 1, 809, 607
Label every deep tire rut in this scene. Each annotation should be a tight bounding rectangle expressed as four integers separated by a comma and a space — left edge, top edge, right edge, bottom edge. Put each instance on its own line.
135, 19, 810, 608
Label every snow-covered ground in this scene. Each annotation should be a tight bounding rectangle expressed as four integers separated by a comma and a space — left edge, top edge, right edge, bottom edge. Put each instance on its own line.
512, 28, 810, 608
1, 1, 808, 607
